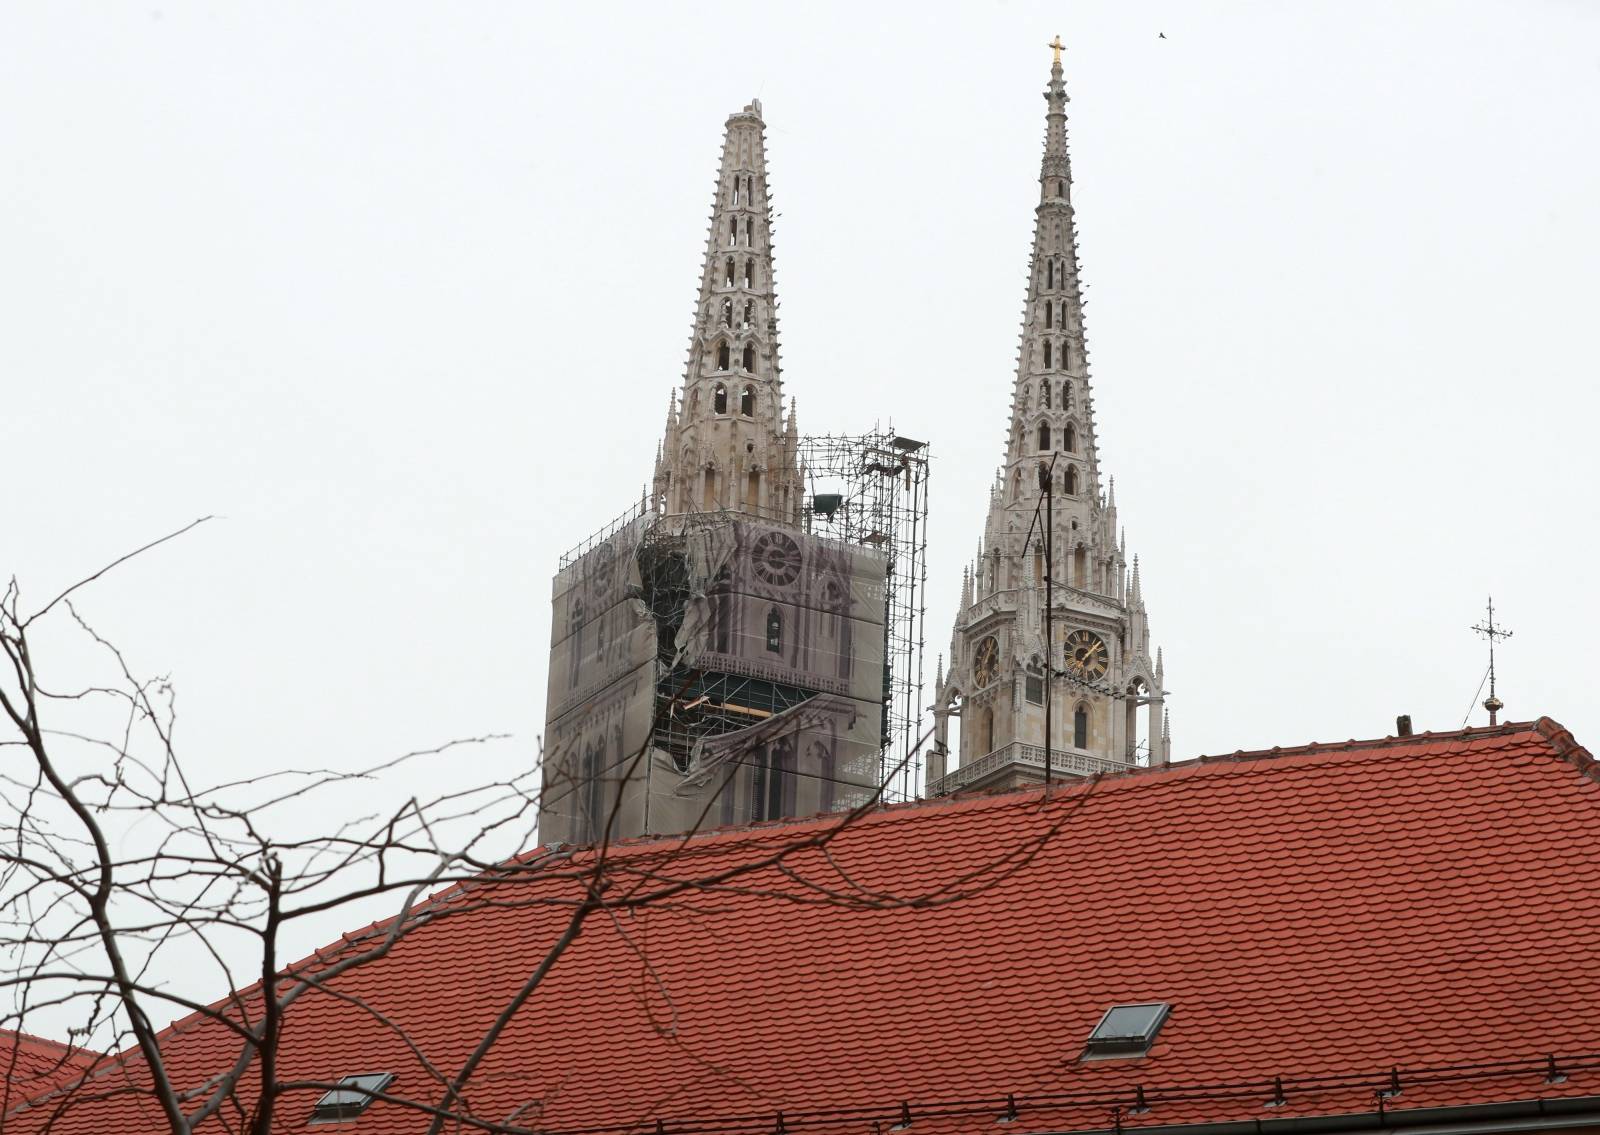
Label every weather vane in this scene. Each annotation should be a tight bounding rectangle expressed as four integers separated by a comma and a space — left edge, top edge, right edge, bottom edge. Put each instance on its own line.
1471, 596, 1513, 726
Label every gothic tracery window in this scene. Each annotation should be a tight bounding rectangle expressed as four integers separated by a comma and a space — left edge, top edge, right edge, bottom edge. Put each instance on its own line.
742, 343, 755, 372
1037, 422, 1050, 452
740, 384, 755, 416
1044, 341, 1053, 369
717, 342, 730, 371
713, 383, 728, 414
765, 606, 782, 653
1065, 422, 1076, 452
1073, 705, 1089, 749
1065, 464, 1079, 494
1025, 660, 1044, 705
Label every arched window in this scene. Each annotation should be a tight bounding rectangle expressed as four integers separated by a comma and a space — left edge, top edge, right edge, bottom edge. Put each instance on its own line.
725, 258, 735, 286
1022, 384, 1031, 408
689, 389, 700, 414
752, 742, 785, 821
1044, 341, 1053, 368
1073, 544, 1087, 587
720, 299, 732, 326
1044, 302, 1053, 329
741, 343, 755, 372
1073, 705, 1088, 749
765, 607, 782, 653
1037, 422, 1050, 452
742, 300, 753, 328
740, 384, 755, 416
980, 706, 995, 755
1037, 464, 1051, 492
1065, 464, 1079, 494
1065, 422, 1077, 452
1042, 380, 1051, 409
732, 180, 740, 205
746, 175, 753, 201
713, 383, 727, 414
716, 342, 730, 370
744, 259, 754, 287
744, 217, 753, 245
729, 217, 738, 247
1059, 301, 1067, 328
1047, 261, 1055, 289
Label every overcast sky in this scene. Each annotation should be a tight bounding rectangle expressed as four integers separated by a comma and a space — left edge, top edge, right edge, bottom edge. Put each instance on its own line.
5, 0, 1598, 928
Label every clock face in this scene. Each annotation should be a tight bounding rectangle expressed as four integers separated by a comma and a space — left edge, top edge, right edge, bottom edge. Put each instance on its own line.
750, 531, 802, 587
1064, 629, 1108, 681
973, 635, 1000, 688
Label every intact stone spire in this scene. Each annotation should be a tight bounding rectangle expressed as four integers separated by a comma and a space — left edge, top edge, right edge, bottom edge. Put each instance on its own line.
651, 99, 803, 525
997, 47, 1101, 512
928, 44, 1170, 793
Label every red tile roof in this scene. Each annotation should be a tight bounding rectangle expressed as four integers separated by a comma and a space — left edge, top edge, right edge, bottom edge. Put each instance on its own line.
0, 1030, 96, 1107
9, 718, 1600, 1134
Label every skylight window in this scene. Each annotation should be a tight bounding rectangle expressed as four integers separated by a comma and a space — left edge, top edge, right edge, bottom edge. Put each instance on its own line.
1083, 1002, 1170, 1058
309, 1073, 395, 1123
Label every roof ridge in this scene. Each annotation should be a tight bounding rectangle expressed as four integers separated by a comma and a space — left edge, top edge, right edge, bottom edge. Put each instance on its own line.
0, 1028, 91, 1058
1181, 719, 1543, 767
530, 719, 1563, 860
1535, 716, 1598, 779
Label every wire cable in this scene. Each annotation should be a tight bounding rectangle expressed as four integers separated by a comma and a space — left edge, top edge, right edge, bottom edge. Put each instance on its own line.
1460, 662, 1491, 728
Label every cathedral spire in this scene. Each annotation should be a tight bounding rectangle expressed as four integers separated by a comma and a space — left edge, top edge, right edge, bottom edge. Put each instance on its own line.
991, 42, 1101, 514
652, 99, 803, 524
929, 46, 1169, 795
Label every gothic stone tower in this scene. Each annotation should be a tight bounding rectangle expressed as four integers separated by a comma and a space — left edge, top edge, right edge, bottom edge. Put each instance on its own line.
652, 99, 804, 523
541, 102, 889, 846
927, 47, 1169, 795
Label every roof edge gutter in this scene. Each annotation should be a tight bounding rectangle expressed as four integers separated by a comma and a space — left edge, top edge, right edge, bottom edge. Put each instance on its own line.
1042, 1095, 1600, 1135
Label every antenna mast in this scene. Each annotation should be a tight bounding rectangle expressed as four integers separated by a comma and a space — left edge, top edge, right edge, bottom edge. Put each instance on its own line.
1470, 596, 1513, 726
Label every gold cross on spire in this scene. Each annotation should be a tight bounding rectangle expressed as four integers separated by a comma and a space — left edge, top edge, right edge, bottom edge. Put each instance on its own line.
1048, 35, 1065, 65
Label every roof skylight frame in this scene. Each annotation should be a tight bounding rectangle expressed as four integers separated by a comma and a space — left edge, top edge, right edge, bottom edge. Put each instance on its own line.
1082, 1001, 1171, 1059
308, 1072, 395, 1124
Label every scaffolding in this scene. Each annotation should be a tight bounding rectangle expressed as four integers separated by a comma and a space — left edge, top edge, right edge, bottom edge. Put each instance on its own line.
798, 428, 930, 804
635, 528, 826, 773
551, 428, 931, 811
